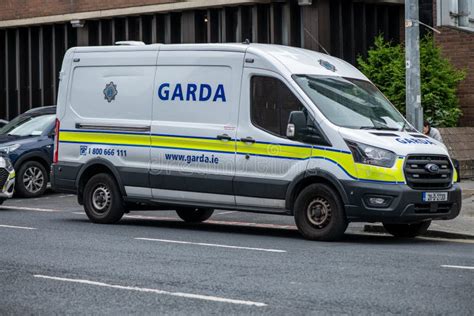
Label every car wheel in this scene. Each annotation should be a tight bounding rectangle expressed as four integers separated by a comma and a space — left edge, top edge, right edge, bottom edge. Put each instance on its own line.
0, 198, 4, 205
294, 183, 348, 241
83, 173, 124, 224
16, 161, 48, 198
176, 207, 214, 223
383, 221, 431, 238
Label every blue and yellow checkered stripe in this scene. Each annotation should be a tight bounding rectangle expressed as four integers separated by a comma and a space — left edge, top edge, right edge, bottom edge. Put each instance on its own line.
59, 129, 407, 184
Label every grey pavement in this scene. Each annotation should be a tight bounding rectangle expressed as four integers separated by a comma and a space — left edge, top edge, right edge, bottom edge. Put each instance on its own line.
0, 191, 473, 314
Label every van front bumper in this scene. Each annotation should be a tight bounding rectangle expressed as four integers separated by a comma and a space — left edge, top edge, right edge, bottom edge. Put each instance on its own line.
342, 181, 462, 223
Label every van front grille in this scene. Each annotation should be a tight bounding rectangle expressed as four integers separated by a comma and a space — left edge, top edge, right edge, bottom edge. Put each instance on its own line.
404, 155, 452, 190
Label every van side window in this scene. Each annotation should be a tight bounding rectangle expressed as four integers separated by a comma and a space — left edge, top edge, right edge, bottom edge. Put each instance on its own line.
251, 76, 304, 137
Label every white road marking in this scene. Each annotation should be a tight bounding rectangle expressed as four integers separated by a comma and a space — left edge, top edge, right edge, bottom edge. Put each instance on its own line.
135, 237, 286, 253
0, 205, 61, 212
33, 275, 267, 307
217, 211, 236, 215
125, 214, 177, 220
441, 265, 474, 270
0, 224, 36, 230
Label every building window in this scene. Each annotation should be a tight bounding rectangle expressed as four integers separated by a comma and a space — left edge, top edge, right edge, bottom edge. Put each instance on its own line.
251, 76, 303, 137
437, 0, 474, 30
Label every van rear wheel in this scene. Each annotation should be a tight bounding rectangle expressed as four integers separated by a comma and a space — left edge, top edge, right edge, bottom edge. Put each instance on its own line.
176, 207, 214, 223
383, 221, 431, 238
294, 183, 348, 241
83, 173, 124, 224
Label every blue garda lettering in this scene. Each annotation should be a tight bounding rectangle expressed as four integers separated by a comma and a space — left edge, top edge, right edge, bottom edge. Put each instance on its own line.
396, 137, 435, 145
186, 83, 197, 101
158, 83, 170, 100
171, 84, 184, 101
157, 83, 226, 102
213, 84, 226, 102
199, 84, 212, 101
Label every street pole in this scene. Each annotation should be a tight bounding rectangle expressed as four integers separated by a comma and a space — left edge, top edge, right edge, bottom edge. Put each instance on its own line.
405, 0, 423, 131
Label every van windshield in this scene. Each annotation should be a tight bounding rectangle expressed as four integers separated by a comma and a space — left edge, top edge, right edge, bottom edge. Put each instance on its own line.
293, 75, 413, 131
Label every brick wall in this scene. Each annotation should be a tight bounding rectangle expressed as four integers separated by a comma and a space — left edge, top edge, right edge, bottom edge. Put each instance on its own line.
0, 0, 176, 21
435, 27, 474, 127
432, 0, 474, 127
440, 127, 474, 179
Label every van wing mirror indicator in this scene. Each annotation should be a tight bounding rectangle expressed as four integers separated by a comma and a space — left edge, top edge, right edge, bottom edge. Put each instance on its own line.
286, 123, 296, 138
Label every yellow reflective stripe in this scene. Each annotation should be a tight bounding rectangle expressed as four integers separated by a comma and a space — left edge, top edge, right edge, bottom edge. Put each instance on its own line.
311, 148, 356, 177
354, 158, 405, 183
59, 131, 408, 183
151, 135, 235, 153
60, 131, 150, 146
453, 168, 458, 182
237, 142, 312, 159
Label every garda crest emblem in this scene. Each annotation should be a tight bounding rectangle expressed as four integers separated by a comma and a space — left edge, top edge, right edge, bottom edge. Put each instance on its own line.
103, 82, 118, 103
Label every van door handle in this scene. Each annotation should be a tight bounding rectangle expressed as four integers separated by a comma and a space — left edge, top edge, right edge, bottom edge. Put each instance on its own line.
240, 137, 255, 144
217, 134, 232, 141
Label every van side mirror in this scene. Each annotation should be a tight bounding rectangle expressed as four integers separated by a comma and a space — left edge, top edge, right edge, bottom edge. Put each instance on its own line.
286, 111, 330, 146
287, 111, 309, 140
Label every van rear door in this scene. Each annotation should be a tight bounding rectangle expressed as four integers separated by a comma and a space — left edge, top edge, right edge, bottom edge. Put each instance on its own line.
150, 50, 243, 206
60, 48, 157, 198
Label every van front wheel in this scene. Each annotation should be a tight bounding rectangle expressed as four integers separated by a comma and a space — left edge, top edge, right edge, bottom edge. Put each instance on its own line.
83, 173, 124, 224
383, 221, 431, 238
176, 207, 214, 223
294, 183, 348, 241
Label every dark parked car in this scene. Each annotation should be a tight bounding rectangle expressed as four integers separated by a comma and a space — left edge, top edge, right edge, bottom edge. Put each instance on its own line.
0, 119, 9, 128
0, 106, 56, 197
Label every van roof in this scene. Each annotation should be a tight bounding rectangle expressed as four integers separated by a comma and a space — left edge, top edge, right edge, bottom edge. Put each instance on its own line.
72, 43, 367, 80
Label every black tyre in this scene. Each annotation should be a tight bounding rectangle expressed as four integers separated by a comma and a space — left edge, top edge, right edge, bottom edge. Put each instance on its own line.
83, 173, 124, 224
0, 198, 5, 205
294, 183, 348, 241
383, 221, 431, 238
16, 161, 48, 198
176, 207, 214, 223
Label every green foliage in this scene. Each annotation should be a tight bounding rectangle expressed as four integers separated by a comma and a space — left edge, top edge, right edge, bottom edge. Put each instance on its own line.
357, 35, 465, 127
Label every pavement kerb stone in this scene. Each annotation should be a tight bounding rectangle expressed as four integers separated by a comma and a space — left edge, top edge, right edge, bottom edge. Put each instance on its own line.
363, 224, 474, 240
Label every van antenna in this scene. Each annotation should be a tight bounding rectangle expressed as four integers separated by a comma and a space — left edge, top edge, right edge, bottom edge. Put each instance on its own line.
303, 28, 330, 55
243, 38, 250, 45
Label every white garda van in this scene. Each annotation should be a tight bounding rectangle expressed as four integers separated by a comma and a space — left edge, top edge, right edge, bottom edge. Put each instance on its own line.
51, 43, 461, 241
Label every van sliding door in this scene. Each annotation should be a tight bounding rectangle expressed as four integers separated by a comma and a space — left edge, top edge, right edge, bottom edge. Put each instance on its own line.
150, 50, 243, 206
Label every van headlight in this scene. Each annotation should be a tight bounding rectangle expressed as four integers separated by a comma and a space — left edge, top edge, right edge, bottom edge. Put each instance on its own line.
0, 144, 20, 154
345, 140, 396, 168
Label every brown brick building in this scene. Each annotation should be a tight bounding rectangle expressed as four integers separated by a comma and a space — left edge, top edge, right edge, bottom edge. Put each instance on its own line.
433, 0, 474, 127
0, 0, 471, 127
0, 0, 405, 120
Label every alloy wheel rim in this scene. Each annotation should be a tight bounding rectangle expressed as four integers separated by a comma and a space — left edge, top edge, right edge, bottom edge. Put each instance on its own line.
23, 166, 44, 194
306, 197, 332, 228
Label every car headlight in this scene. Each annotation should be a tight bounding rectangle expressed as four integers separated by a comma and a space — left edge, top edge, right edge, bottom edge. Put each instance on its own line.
0, 156, 13, 171
345, 140, 396, 168
0, 144, 20, 154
